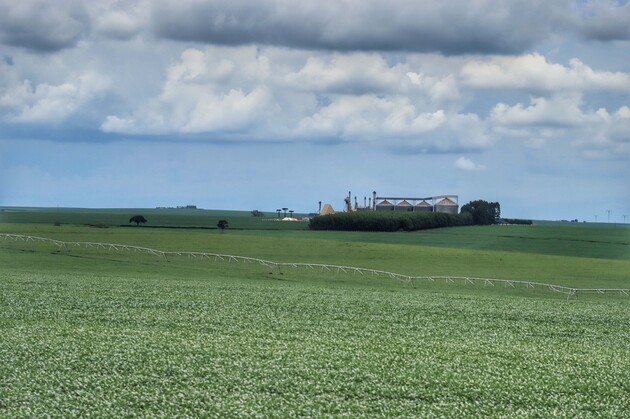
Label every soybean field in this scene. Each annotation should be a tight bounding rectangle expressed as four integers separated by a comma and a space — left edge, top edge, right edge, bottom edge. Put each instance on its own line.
0, 216, 629, 416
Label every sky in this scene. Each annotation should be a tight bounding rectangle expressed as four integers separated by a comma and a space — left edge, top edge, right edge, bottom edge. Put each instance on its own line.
0, 0, 628, 221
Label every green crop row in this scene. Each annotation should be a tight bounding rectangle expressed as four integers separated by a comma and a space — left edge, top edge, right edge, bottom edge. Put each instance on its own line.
309, 211, 473, 232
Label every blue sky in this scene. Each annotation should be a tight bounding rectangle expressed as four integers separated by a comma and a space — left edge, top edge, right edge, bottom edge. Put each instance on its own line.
0, 0, 628, 221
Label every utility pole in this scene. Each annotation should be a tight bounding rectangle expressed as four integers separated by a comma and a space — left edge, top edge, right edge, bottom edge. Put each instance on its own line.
607, 209, 611, 223
594, 215, 598, 223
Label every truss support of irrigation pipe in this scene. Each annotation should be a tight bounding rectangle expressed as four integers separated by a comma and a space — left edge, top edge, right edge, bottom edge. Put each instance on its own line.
1, 233, 628, 298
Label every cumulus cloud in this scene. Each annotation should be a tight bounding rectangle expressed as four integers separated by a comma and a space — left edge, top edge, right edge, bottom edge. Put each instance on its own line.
100, 46, 486, 151
572, 106, 630, 156
1, 2, 626, 159
490, 95, 630, 157
102, 47, 276, 135
0, 73, 108, 123
490, 94, 591, 127
284, 53, 460, 102
454, 157, 486, 171
102, 86, 273, 134
461, 54, 630, 92
285, 53, 404, 94
296, 95, 446, 140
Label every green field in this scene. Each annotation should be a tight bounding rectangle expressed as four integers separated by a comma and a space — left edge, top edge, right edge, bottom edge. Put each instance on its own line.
0, 206, 310, 230
1, 209, 629, 416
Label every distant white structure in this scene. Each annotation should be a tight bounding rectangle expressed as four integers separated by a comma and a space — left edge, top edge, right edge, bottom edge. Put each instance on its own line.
341, 190, 459, 214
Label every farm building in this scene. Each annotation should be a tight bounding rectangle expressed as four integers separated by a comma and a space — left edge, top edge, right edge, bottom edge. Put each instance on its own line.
335, 191, 459, 214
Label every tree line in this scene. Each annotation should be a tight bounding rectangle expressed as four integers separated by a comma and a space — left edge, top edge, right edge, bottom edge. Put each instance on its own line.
309, 211, 473, 232
309, 199, 532, 232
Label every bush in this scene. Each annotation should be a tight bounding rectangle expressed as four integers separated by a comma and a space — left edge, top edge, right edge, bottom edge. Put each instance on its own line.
502, 218, 533, 225
309, 211, 473, 232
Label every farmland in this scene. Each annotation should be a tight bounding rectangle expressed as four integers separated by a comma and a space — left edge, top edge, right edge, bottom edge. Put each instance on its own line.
1, 208, 629, 416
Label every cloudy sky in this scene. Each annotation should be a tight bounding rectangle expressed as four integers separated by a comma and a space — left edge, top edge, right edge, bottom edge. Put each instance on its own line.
1, 0, 628, 221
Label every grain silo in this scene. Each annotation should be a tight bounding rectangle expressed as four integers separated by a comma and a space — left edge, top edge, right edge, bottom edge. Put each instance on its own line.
434, 197, 459, 214
414, 200, 433, 212
395, 200, 413, 212
375, 199, 394, 211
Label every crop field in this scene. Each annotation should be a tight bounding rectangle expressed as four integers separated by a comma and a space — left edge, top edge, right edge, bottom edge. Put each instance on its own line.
1, 216, 629, 416
0, 207, 309, 230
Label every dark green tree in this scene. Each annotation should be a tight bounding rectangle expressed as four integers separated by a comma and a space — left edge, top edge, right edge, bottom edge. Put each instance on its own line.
460, 200, 500, 225
217, 219, 229, 233
129, 215, 147, 226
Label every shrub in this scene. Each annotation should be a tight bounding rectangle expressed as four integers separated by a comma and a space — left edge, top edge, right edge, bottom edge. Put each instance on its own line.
502, 218, 533, 225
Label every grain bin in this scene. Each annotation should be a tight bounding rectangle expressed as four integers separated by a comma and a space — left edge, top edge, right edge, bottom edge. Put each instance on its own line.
395, 200, 413, 212
375, 199, 394, 211
434, 197, 458, 214
414, 200, 433, 212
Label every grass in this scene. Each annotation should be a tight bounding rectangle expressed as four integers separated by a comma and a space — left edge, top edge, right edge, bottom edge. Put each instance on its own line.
1, 217, 629, 416
296, 224, 630, 260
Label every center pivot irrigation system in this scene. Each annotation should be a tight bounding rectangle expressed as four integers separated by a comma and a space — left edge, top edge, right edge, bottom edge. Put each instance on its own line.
2, 234, 628, 299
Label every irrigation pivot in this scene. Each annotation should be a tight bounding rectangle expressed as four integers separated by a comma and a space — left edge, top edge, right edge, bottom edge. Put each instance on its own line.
1, 233, 628, 298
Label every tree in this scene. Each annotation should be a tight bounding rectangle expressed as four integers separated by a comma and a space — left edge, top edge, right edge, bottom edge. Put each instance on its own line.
129, 215, 147, 226
251, 210, 264, 217
217, 219, 228, 233
460, 200, 500, 225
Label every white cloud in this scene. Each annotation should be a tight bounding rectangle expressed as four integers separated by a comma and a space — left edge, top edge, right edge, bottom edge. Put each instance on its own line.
461, 54, 630, 92
0, 72, 108, 123
102, 47, 276, 135
490, 95, 630, 157
296, 95, 446, 140
571, 105, 630, 156
101, 46, 479, 149
454, 157, 486, 171
490, 93, 589, 127
285, 53, 404, 94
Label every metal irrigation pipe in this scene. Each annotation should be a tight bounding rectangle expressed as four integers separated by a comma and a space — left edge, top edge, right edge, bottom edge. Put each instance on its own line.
1, 233, 627, 297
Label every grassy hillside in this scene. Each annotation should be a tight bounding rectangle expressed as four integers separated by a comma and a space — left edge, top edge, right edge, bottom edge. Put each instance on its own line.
1, 219, 629, 416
